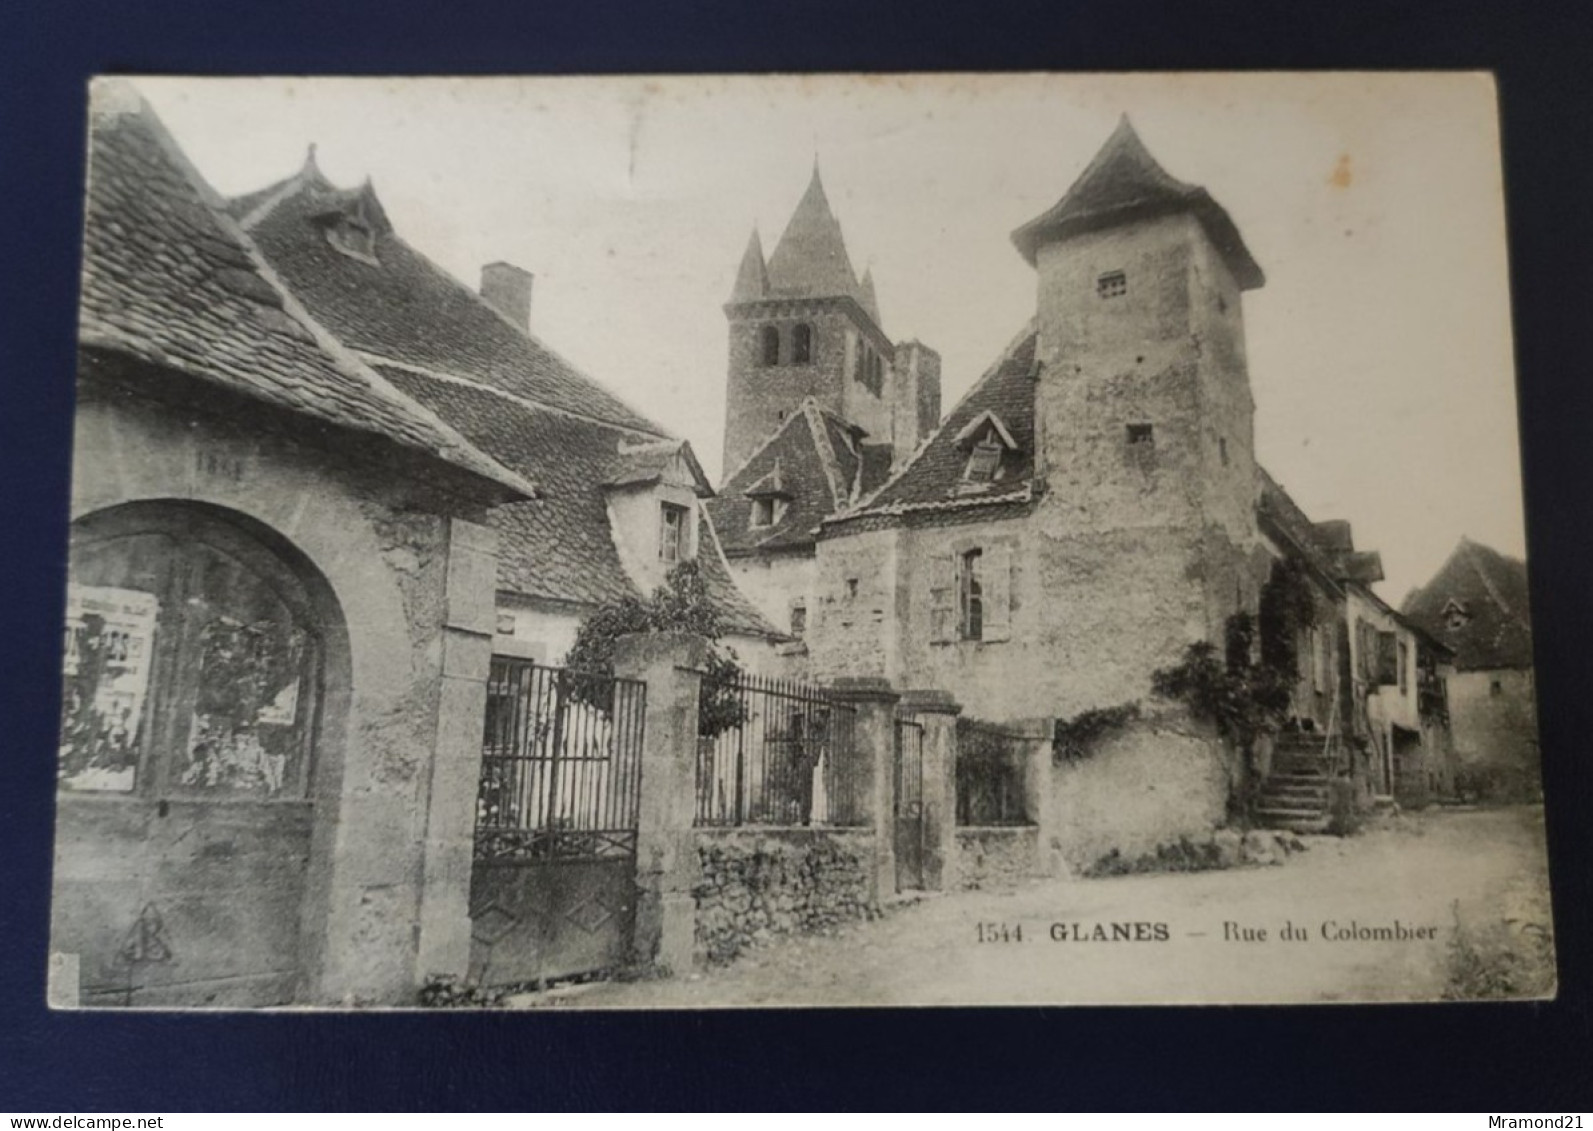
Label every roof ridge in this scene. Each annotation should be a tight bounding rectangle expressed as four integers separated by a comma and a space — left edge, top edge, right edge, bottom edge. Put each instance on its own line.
718, 404, 815, 491
1462, 539, 1516, 620
802, 398, 848, 509
359, 352, 671, 444
91, 84, 535, 501
846, 319, 1037, 517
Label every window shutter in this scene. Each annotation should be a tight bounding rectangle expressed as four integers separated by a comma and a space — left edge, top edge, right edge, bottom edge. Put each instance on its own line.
981, 544, 1013, 643
1375, 631, 1399, 687
928, 555, 956, 643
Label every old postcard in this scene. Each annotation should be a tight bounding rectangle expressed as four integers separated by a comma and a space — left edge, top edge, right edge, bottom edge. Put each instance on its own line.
51, 72, 1551, 1009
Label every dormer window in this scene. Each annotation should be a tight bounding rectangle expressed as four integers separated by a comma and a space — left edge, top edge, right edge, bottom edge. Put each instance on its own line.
759, 325, 781, 367
953, 410, 1020, 489
311, 184, 390, 267
1097, 270, 1127, 299
750, 497, 780, 528
1442, 599, 1471, 632
792, 323, 813, 365
659, 502, 688, 563
964, 439, 1003, 483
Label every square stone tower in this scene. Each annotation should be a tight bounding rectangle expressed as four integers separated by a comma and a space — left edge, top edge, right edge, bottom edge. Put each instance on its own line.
721, 166, 938, 478
1011, 117, 1267, 707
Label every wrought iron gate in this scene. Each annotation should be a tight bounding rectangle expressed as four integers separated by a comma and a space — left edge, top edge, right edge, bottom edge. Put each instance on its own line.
469, 659, 646, 987
893, 718, 927, 891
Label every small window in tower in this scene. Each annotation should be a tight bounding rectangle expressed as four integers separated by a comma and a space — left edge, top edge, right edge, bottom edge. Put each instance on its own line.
750, 497, 777, 528
1097, 270, 1128, 299
792, 323, 813, 365
790, 602, 807, 639
1490, 679, 1503, 698
1219, 437, 1230, 467
760, 325, 781, 367
845, 578, 859, 600
1127, 423, 1155, 447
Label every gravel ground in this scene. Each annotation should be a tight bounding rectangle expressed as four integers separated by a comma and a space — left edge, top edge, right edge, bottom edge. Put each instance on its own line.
511, 806, 1553, 1010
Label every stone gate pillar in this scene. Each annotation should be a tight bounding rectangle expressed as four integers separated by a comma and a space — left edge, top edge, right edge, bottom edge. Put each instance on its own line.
900, 690, 962, 892
415, 517, 497, 989
830, 677, 901, 903
614, 631, 709, 975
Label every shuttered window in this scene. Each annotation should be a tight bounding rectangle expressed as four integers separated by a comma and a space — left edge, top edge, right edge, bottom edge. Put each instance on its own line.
930, 545, 1012, 644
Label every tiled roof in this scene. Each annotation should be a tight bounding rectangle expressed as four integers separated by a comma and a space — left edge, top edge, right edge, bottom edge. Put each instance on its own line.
710, 400, 862, 555
604, 439, 711, 496
1403, 539, 1535, 671
239, 170, 664, 436
379, 364, 779, 636
77, 85, 534, 501
1256, 469, 1345, 590
1011, 117, 1264, 290
839, 324, 1038, 520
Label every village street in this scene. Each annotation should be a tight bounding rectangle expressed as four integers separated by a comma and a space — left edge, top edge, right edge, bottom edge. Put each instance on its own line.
520, 807, 1552, 1008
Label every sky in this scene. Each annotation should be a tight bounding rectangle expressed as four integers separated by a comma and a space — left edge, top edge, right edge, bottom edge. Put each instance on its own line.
132, 73, 1525, 604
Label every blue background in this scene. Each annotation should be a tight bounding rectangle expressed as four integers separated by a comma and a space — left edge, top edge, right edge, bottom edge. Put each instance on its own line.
2, 0, 1590, 1110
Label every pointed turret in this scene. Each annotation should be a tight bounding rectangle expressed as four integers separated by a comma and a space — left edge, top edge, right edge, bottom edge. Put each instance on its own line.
765, 164, 861, 301
728, 227, 769, 303
858, 266, 881, 326
1011, 115, 1263, 289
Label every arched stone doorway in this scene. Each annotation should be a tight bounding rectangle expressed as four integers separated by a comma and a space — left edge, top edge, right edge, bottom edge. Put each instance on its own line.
53, 500, 350, 1007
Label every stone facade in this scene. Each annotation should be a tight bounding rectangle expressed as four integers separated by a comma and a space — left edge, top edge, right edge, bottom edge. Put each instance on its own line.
1447, 668, 1539, 796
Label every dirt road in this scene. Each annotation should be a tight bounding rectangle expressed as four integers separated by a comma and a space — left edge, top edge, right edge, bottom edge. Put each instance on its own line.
518, 806, 1553, 1009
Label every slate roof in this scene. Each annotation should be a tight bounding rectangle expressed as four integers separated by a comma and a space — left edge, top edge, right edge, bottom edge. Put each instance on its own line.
1403, 539, 1534, 671
1011, 117, 1264, 291
835, 324, 1039, 522
710, 400, 868, 555
77, 85, 534, 501
238, 164, 661, 435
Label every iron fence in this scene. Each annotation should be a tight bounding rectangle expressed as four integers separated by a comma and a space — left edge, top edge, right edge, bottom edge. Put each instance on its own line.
475, 658, 647, 862
955, 718, 1032, 827
695, 673, 863, 827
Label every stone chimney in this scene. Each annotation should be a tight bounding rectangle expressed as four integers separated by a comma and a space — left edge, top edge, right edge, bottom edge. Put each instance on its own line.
480, 261, 533, 331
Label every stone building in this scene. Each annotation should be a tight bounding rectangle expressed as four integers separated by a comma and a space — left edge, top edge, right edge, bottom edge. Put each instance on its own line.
55, 86, 536, 1007
709, 167, 941, 646
1404, 538, 1538, 799
225, 147, 783, 671
718, 118, 1475, 865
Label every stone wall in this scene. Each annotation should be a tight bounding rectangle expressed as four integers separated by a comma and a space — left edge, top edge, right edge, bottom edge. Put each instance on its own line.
1448, 668, 1541, 797
1040, 713, 1232, 873
954, 826, 1041, 890
693, 828, 877, 962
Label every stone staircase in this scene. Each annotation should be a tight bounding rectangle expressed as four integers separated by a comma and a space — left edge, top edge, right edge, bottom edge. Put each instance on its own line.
1256, 732, 1335, 833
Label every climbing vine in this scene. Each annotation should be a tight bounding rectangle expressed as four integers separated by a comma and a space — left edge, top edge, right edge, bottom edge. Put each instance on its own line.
1152, 609, 1301, 822
1052, 702, 1141, 763
565, 560, 746, 738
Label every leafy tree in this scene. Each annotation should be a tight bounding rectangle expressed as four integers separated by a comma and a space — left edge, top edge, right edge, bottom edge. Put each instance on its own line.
565, 560, 746, 737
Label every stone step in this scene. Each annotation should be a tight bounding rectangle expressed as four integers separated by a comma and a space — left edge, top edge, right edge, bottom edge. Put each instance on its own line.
1258, 811, 1331, 833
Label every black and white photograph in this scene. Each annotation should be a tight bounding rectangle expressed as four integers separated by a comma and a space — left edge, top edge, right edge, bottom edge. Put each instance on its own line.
50, 72, 1551, 1010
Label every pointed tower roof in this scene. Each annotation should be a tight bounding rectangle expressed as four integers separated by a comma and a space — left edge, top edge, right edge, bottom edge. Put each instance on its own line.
765, 165, 862, 302
728, 227, 769, 302
858, 266, 881, 325
1011, 116, 1264, 290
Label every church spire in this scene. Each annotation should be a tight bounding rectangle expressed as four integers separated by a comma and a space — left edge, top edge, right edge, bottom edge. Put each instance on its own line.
728, 226, 769, 303
764, 162, 861, 301
858, 266, 881, 326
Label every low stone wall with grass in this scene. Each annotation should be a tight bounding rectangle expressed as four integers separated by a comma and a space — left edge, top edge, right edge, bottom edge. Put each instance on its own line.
693, 828, 877, 963
954, 826, 1041, 890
